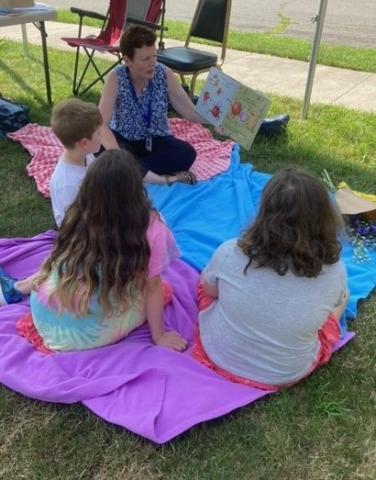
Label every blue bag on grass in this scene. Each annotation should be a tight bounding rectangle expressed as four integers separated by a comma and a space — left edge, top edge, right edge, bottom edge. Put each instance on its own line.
0, 95, 29, 139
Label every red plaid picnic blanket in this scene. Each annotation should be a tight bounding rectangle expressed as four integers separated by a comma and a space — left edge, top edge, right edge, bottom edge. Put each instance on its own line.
8, 119, 234, 197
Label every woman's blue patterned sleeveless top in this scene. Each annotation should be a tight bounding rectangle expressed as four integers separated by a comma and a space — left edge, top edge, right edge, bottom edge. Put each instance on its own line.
110, 63, 171, 140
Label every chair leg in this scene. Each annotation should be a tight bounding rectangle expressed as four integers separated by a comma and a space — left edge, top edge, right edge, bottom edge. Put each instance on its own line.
79, 61, 121, 96
158, 0, 167, 50
72, 15, 85, 95
74, 48, 97, 95
85, 49, 105, 81
72, 46, 82, 95
180, 74, 188, 88
190, 73, 200, 98
75, 52, 122, 96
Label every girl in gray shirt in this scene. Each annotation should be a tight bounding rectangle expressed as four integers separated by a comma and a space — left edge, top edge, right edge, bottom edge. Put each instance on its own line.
194, 167, 348, 389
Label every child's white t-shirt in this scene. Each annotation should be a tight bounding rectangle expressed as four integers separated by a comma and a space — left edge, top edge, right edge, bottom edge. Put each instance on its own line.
49, 154, 96, 227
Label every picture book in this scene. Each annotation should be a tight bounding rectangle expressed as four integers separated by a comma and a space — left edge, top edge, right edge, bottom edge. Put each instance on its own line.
195, 67, 271, 150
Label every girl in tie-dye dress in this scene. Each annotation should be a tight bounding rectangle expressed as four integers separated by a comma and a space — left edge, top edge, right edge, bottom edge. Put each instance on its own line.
20, 150, 187, 353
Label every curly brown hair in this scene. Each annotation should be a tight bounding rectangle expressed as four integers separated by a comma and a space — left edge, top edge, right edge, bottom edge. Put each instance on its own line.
238, 167, 343, 278
34, 150, 151, 317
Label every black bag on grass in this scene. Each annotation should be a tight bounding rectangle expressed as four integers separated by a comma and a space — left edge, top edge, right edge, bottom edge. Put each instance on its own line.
0, 95, 30, 139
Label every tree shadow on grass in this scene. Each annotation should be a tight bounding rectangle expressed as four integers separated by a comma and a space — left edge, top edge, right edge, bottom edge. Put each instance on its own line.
0, 58, 49, 107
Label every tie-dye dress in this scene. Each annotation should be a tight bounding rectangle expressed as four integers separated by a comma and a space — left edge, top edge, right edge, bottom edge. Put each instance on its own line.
29, 214, 179, 351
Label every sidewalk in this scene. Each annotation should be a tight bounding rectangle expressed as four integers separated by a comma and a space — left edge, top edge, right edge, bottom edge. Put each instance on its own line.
1, 21, 375, 112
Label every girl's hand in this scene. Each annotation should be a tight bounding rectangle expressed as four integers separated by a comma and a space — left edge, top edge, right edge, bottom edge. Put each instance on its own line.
156, 331, 187, 352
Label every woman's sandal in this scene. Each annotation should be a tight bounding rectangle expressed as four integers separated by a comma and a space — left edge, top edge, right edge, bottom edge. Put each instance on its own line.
164, 171, 197, 186
174, 170, 197, 185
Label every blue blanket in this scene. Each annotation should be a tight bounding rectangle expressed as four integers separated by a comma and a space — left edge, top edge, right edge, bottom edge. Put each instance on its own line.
147, 146, 376, 319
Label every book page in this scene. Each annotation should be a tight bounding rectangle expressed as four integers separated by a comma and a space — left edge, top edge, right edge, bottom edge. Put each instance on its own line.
195, 68, 239, 127
195, 67, 271, 150
222, 85, 271, 150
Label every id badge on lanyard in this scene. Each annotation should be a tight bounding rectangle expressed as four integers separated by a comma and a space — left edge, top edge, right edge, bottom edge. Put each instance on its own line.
129, 73, 153, 152
145, 136, 153, 152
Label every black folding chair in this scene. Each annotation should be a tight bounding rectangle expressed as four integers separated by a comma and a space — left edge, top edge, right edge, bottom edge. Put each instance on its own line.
157, 0, 232, 97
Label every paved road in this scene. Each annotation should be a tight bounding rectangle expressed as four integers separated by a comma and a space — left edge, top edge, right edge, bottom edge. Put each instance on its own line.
48, 0, 376, 48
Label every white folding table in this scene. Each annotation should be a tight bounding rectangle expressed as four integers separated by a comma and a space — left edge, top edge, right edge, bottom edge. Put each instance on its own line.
0, 4, 56, 104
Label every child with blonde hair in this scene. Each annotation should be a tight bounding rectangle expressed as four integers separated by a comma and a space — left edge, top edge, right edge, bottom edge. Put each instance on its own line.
50, 97, 103, 227
0, 98, 103, 306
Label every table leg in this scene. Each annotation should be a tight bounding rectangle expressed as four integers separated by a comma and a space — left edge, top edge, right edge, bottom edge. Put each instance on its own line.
21, 23, 29, 57
37, 20, 52, 105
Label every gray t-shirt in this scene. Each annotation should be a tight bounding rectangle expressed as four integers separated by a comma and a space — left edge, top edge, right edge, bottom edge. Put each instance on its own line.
199, 239, 347, 386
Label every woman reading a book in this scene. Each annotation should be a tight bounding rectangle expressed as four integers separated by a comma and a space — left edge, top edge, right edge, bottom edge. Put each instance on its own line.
99, 25, 206, 186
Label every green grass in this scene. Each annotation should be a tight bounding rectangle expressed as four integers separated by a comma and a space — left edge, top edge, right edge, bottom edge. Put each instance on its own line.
0, 40, 376, 480
56, 11, 376, 73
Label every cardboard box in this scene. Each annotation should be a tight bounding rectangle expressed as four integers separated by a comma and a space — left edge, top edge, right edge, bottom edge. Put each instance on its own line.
0, 0, 35, 8
335, 187, 376, 221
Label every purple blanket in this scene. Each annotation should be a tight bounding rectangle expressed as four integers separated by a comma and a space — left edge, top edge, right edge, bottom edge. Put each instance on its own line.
0, 231, 354, 443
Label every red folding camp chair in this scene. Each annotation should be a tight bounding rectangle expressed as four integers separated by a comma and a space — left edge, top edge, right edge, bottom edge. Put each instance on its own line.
62, 0, 166, 96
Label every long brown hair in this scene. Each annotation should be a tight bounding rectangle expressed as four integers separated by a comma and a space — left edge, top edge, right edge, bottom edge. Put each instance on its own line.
34, 150, 151, 316
238, 167, 342, 277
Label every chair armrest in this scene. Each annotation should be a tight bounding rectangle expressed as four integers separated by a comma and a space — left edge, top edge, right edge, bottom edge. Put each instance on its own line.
70, 7, 106, 22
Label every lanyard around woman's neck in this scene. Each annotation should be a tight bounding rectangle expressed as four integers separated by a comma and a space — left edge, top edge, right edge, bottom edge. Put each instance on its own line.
128, 70, 154, 151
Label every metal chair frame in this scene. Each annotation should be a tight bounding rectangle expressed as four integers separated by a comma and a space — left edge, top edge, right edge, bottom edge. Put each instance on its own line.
158, 0, 231, 97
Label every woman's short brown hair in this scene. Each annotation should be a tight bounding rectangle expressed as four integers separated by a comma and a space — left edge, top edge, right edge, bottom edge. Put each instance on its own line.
238, 167, 343, 278
120, 25, 156, 59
